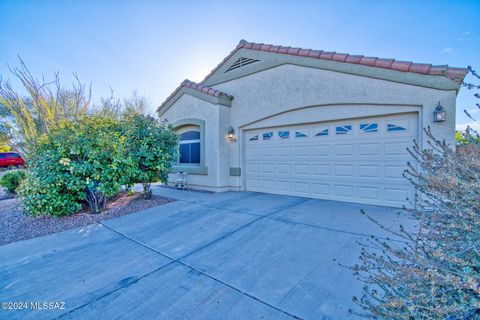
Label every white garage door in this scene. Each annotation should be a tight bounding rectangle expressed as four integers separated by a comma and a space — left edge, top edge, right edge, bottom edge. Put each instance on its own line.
244, 113, 418, 207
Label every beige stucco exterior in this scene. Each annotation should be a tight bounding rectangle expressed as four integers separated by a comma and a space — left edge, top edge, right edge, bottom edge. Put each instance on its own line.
159, 56, 460, 192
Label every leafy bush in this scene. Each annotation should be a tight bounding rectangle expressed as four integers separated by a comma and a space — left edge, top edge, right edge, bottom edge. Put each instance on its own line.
0, 170, 25, 193
121, 114, 178, 199
18, 116, 129, 215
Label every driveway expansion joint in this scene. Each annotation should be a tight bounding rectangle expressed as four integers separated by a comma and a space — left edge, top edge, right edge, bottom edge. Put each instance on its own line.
62, 216, 304, 319
180, 197, 310, 259
265, 215, 409, 244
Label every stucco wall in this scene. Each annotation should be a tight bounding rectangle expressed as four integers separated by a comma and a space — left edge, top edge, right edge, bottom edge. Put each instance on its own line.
160, 94, 230, 190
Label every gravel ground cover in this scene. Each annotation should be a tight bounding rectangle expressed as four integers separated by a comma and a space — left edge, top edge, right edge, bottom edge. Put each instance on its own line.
0, 190, 173, 245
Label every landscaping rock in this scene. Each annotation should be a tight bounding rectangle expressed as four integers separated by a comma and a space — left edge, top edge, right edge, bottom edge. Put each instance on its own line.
0, 192, 173, 246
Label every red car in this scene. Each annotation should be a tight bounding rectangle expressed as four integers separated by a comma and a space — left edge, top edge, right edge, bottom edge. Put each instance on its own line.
0, 152, 25, 169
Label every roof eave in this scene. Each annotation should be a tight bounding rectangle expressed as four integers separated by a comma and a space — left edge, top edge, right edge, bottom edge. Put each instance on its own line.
157, 85, 233, 117
200, 40, 468, 90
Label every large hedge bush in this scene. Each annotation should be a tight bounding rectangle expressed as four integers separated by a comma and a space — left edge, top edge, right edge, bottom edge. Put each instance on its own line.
18, 114, 179, 215
18, 116, 131, 215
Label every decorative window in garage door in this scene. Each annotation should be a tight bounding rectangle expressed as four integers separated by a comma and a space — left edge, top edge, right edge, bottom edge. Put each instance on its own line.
360, 123, 378, 133
263, 132, 273, 140
278, 131, 290, 139
249, 135, 259, 141
295, 131, 307, 138
336, 125, 352, 135
387, 123, 407, 132
315, 128, 329, 137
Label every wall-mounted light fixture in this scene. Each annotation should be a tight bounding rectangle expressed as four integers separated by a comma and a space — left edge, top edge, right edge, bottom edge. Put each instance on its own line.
433, 102, 446, 122
227, 127, 236, 142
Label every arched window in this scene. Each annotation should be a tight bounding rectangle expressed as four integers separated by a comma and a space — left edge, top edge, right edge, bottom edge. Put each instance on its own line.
179, 130, 200, 164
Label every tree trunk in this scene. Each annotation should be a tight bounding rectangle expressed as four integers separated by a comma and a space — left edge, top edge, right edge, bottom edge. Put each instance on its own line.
86, 185, 106, 214
142, 182, 152, 200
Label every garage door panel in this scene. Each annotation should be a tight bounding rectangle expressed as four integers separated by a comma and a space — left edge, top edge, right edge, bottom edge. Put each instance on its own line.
358, 143, 381, 155
277, 146, 291, 156
385, 165, 406, 180
384, 188, 409, 203
277, 164, 291, 174
246, 177, 261, 188
294, 182, 310, 193
334, 164, 354, 177
244, 114, 417, 207
384, 142, 409, 155
262, 164, 275, 174
262, 147, 275, 157
246, 146, 262, 158
277, 180, 292, 192
294, 146, 310, 156
313, 145, 330, 156
358, 165, 380, 178
312, 183, 330, 195
357, 186, 379, 200
247, 163, 261, 173
294, 164, 310, 175
262, 179, 275, 190
334, 185, 354, 197
334, 144, 355, 156
313, 164, 330, 176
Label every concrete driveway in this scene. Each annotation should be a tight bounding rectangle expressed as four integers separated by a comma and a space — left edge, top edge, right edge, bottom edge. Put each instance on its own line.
0, 187, 413, 319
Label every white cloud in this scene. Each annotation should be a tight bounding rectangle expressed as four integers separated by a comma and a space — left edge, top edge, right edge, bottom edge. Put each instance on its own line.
441, 47, 453, 54
459, 31, 470, 41
456, 121, 480, 131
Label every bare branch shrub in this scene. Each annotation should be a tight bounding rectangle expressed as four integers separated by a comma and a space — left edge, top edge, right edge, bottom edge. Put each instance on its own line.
352, 68, 480, 319
0, 57, 91, 156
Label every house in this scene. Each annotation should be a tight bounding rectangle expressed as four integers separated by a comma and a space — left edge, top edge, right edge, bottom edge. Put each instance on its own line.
157, 40, 467, 208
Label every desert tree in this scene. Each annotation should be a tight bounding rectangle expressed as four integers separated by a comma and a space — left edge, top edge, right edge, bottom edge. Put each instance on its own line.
90, 89, 150, 118
0, 57, 91, 157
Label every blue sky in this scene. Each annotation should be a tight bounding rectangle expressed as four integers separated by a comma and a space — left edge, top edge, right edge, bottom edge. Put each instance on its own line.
1, 0, 479, 129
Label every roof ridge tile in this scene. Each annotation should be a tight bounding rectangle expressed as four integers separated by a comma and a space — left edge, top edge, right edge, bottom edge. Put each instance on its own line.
199, 39, 468, 85
226, 40, 468, 83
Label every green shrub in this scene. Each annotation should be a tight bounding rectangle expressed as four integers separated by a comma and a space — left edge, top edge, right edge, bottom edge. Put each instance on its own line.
0, 170, 25, 193
19, 171, 83, 215
18, 116, 129, 215
121, 114, 178, 199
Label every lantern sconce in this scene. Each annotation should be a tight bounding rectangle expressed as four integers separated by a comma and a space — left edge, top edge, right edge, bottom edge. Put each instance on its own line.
227, 127, 236, 142
433, 102, 446, 122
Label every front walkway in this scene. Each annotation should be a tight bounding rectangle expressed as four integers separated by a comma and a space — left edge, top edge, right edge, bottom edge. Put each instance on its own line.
0, 187, 413, 319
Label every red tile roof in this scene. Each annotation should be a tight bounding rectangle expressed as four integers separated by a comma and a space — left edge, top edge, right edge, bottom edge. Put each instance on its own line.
182, 79, 231, 97
202, 40, 468, 83
158, 79, 232, 111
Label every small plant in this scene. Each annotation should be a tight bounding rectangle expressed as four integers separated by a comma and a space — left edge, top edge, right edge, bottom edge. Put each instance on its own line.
0, 170, 25, 194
